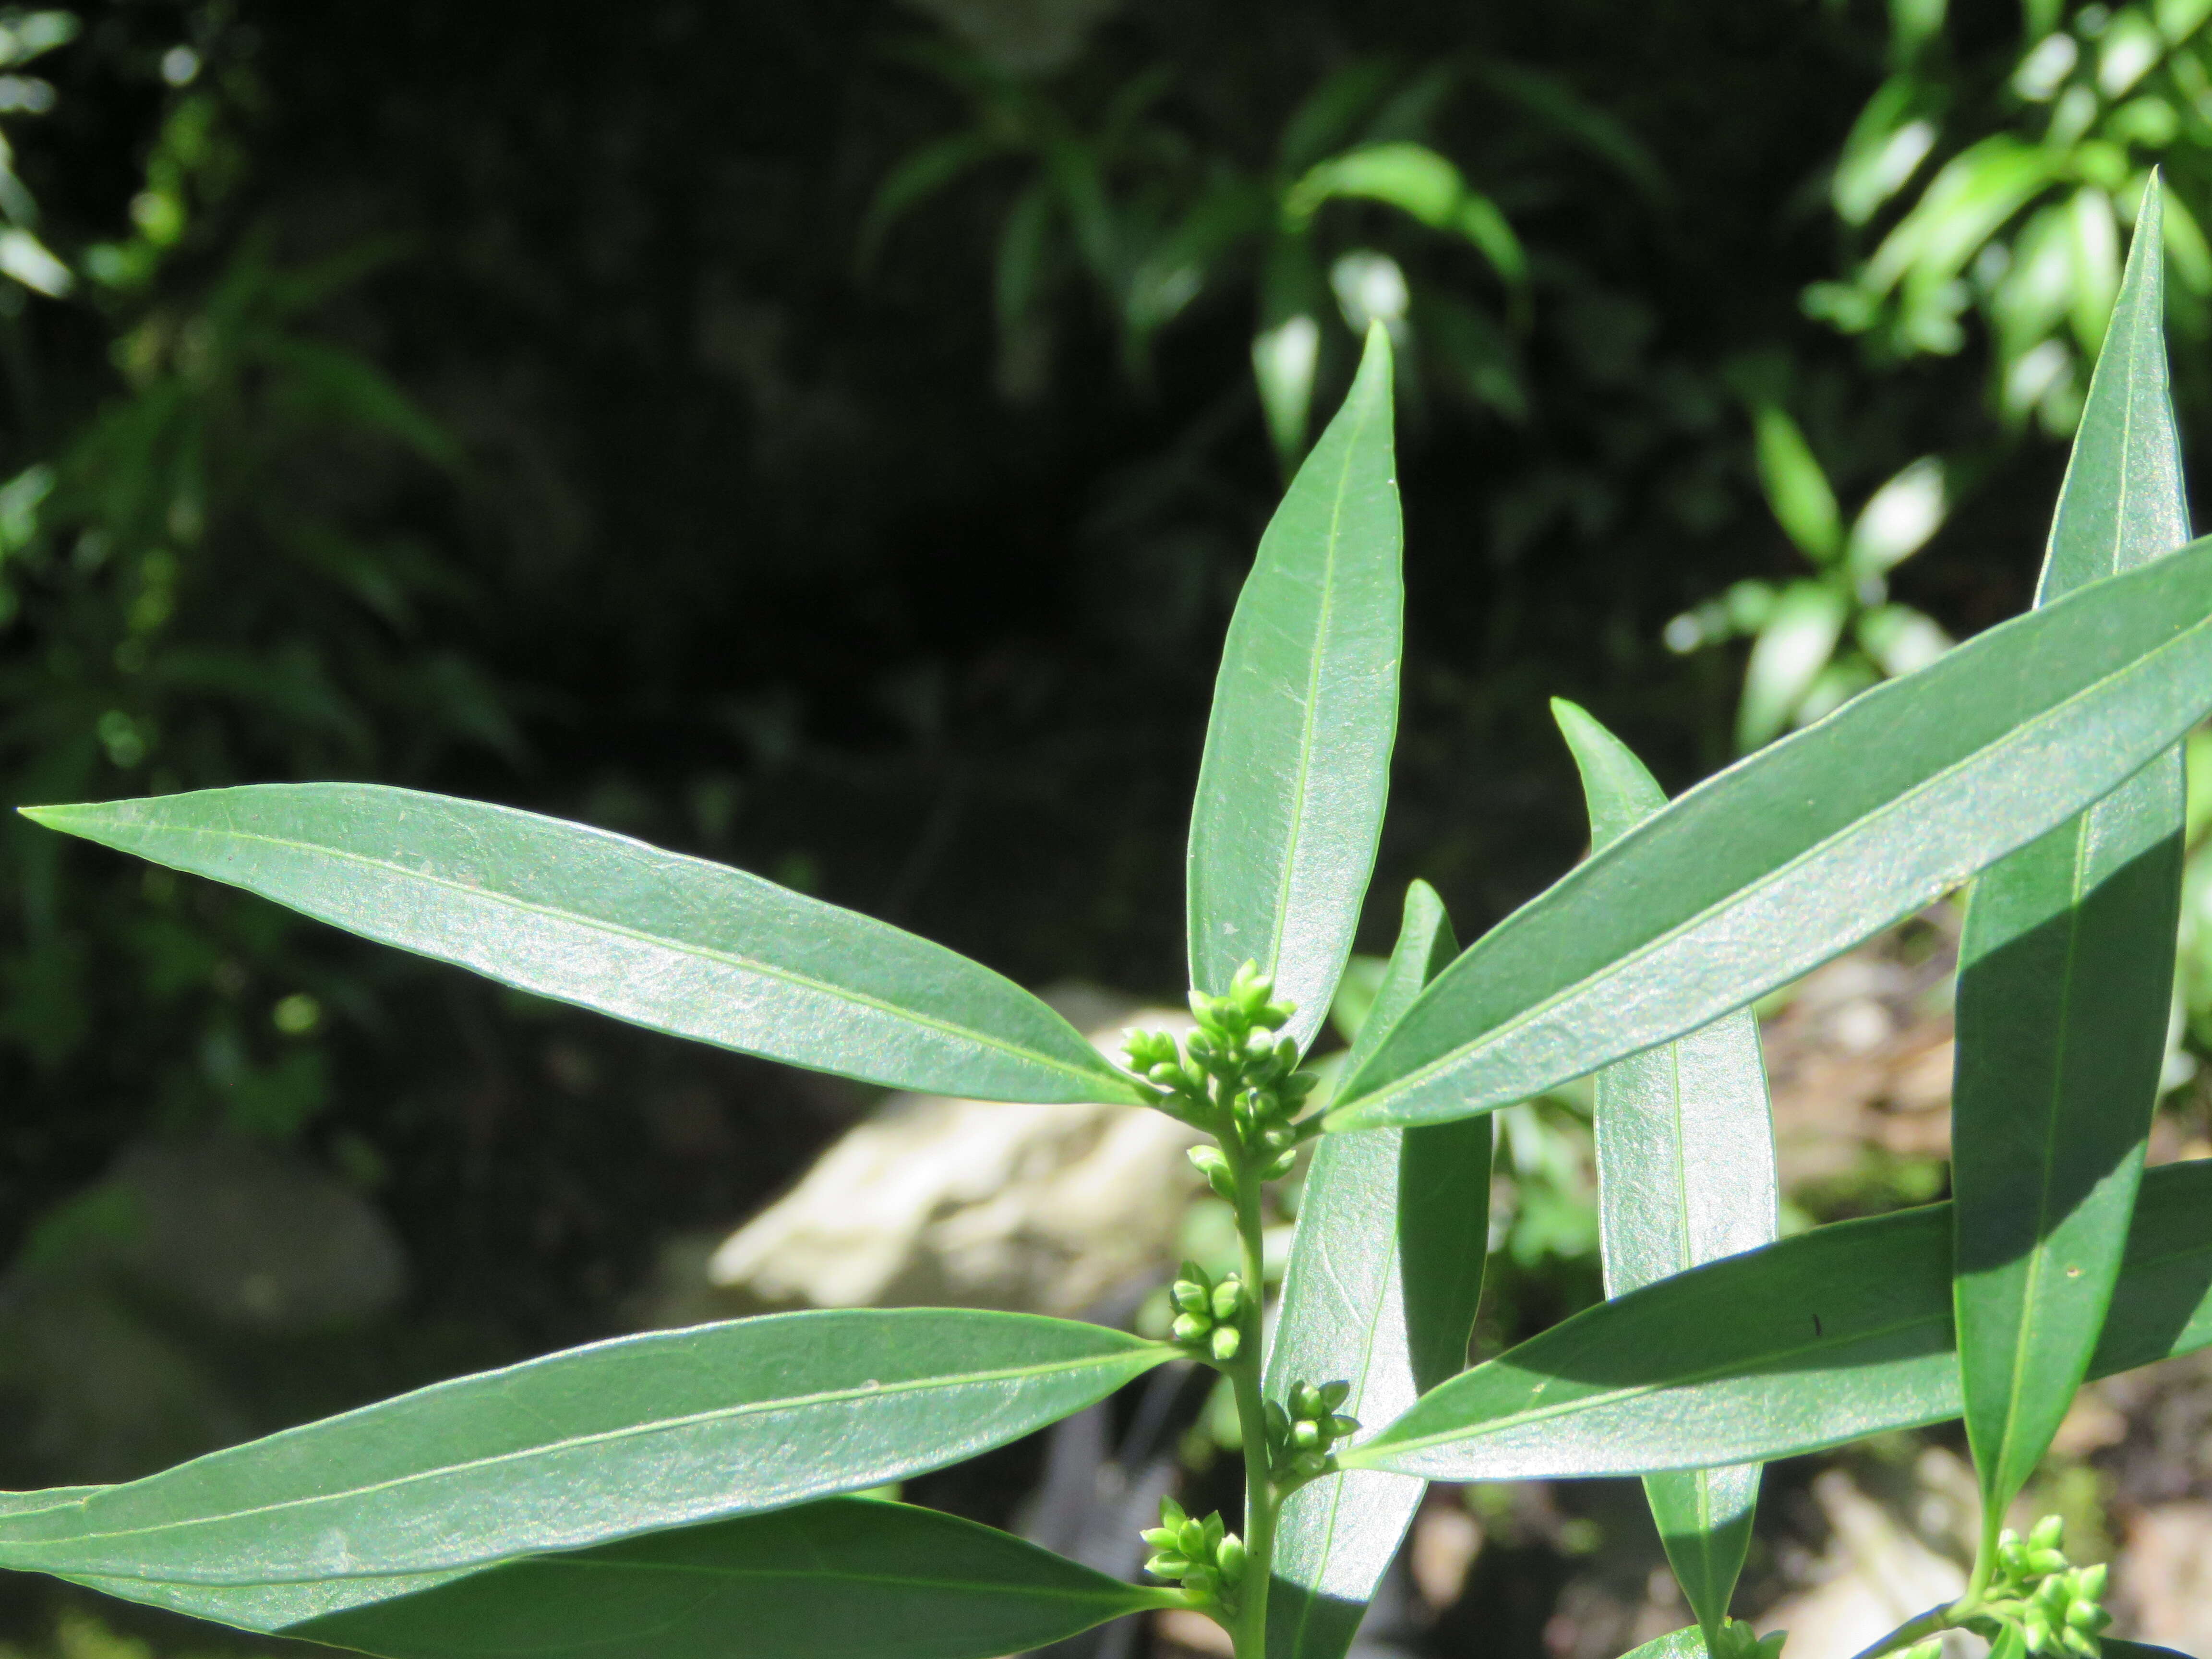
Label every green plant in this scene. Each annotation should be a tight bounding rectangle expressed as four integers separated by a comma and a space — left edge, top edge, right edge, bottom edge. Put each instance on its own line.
5, 191, 2212, 1659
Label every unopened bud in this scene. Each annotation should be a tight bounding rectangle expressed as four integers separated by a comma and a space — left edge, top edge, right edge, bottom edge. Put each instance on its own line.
2075, 1563, 2108, 1601
1217, 1535, 1246, 1581
2030, 1515, 2065, 1551
2029, 1548, 2069, 1576
1183, 1566, 1219, 1599
1172, 1312, 1210, 1345
1178, 1518, 1207, 1557
1146, 1553, 1190, 1578
1210, 1324, 1241, 1361
1319, 1379, 1352, 1411
1172, 1280, 1209, 1315
1291, 1419, 1322, 1450
1211, 1278, 1244, 1320
1328, 1412, 1360, 1439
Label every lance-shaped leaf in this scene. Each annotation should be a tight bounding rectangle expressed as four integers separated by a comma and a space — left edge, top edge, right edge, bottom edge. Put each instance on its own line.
1329, 531, 2212, 1132
1952, 177, 2190, 1527
1265, 880, 1491, 1659
17, 784, 1139, 1105
1188, 320, 1401, 1052
43, 1500, 1171, 1658
0, 1310, 1171, 1584
1555, 700, 1777, 1640
2103, 1644, 2195, 1659
1339, 1158, 2212, 1481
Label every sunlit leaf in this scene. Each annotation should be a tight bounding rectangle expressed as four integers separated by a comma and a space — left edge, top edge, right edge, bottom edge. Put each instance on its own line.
1330, 531, 2212, 1131
19, 785, 1140, 1104
0, 1310, 1170, 1583
1189, 322, 1400, 1051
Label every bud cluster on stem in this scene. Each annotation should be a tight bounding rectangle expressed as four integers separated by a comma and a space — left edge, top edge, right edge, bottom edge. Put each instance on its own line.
1141, 1496, 1247, 1616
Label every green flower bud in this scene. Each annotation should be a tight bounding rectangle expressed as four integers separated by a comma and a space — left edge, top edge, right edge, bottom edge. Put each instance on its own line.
1292, 1382, 1323, 1417
2030, 1548, 2070, 1577
1328, 1412, 1360, 1440
1264, 1150, 1297, 1178
1290, 1449, 1329, 1479
1141, 1526, 1180, 1551
2065, 1600, 2104, 1632
1217, 1535, 1246, 1582
1146, 1553, 1190, 1579
1291, 1419, 1322, 1450
1318, 1379, 1352, 1411
2030, 1515, 2065, 1552
2059, 1628, 2098, 1659
2075, 1563, 2108, 1601
1178, 1518, 1207, 1557
2035, 1576, 2069, 1610
2024, 1612, 2053, 1654
1172, 1312, 1210, 1345
1183, 1566, 1219, 1599
1172, 1280, 1210, 1315
1211, 1277, 1244, 1320
1158, 1496, 1187, 1528
1210, 1324, 1241, 1361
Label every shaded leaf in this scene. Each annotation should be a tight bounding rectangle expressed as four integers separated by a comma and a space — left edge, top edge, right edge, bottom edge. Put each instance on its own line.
1952, 176, 2190, 1521
54, 1500, 1167, 1658
1266, 881, 1490, 1659
18, 785, 1138, 1104
1556, 700, 1777, 1638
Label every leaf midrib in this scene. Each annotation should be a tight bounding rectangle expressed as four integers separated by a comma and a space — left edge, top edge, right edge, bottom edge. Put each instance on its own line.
0, 1347, 1166, 1566
66, 814, 1118, 1094
1261, 380, 1380, 998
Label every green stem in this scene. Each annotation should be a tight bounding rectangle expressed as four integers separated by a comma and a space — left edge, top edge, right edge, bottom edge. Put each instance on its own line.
1227, 1160, 1275, 1659
1843, 1603, 1955, 1659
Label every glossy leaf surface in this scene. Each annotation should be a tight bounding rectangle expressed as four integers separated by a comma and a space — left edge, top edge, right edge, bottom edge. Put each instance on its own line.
43, 1500, 1166, 1657
1266, 881, 1490, 1659
18, 784, 1138, 1104
1557, 700, 1776, 1637
1952, 179, 2190, 1519
1188, 321, 1401, 1051
1330, 531, 2212, 1131
1343, 1159, 2212, 1480
0, 1310, 1170, 1583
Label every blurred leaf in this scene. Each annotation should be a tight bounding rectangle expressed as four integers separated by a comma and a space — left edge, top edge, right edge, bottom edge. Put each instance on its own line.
1342, 1158, 2212, 1479
1331, 533, 2212, 1130
858, 131, 1010, 268
1751, 406, 1842, 565
1834, 78, 1938, 226
1473, 60, 1669, 206
1865, 135, 2057, 308
1952, 179, 2188, 1523
1267, 881, 1490, 1659
21, 784, 1143, 1103
0, 1310, 1170, 1584
1846, 457, 1948, 579
1735, 580, 1848, 751
1278, 60, 1395, 176
1283, 144, 1526, 286
1555, 700, 1776, 1640
1189, 324, 1400, 1051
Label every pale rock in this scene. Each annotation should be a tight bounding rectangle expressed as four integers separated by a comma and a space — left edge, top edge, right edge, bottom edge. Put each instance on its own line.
702, 988, 1202, 1319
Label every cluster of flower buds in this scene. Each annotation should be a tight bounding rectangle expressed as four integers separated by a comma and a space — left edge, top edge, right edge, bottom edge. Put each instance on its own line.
1142, 1496, 1246, 1613
1122, 961, 1317, 1184
1966, 1517, 2110, 1659
1166, 1261, 1246, 1363
1266, 1379, 1358, 1484
1709, 1619, 1788, 1659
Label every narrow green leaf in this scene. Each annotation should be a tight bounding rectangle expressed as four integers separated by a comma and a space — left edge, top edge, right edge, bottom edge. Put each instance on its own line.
1340, 1158, 2212, 1480
0, 1310, 1170, 1584
1188, 321, 1401, 1051
1953, 176, 2190, 1521
1736, 580, 1847, 752
1265, 880, 1491, 1659
48, 1500, 1167, 1658
1612, 1630, 1707, 1659
1752, 406, 1843, 565
1556, 700, 1778, 1640
16, 784, 1139, 1105
1330, 531, 2212, 1131
2101, 1643, 2195, 1659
